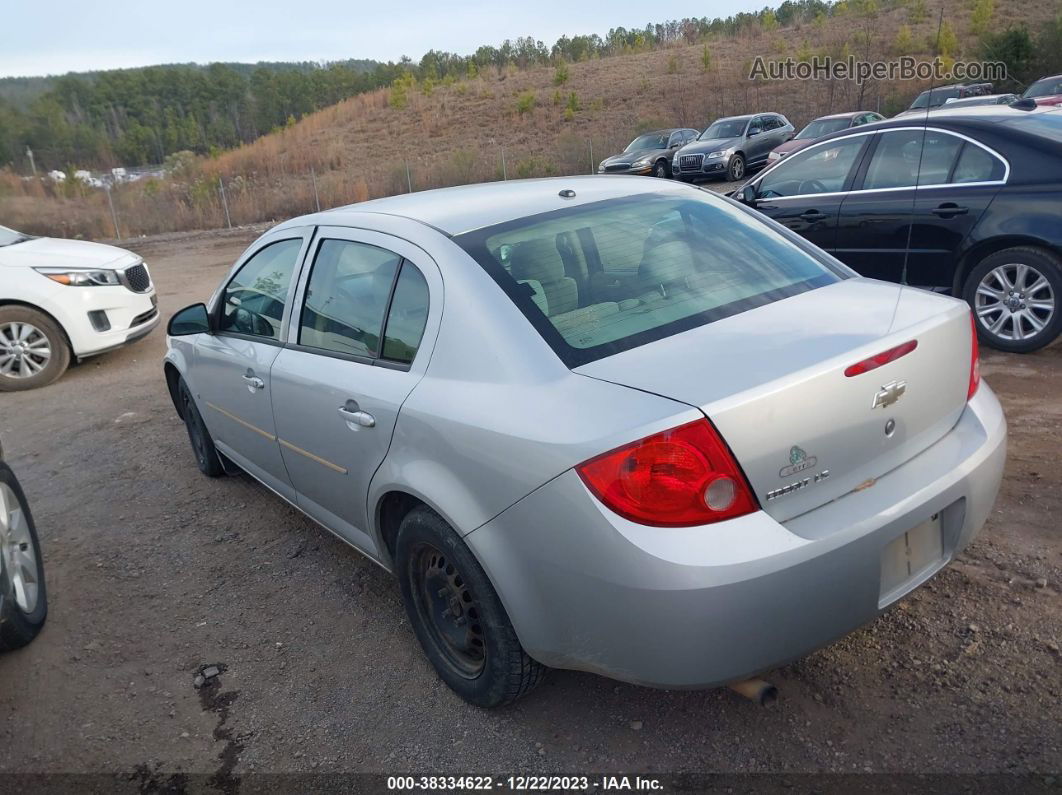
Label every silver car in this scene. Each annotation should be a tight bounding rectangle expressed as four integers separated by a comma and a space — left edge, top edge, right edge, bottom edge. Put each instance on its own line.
674, 113, 794, 182
164, 176, 1006, 707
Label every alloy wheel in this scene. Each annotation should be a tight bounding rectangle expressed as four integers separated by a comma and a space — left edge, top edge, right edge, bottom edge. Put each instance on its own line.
0, 322, 52, 379
0, 482, 39, 614
730, 157, 744, 180
409, 543, 486, 678
975, 262, 1056, 342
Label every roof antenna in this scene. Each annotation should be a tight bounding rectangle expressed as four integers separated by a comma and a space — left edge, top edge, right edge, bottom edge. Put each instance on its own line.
899, 6, 945, 287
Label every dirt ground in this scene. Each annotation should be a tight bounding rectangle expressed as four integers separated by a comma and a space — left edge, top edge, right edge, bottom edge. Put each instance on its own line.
0, 223, 1059, 788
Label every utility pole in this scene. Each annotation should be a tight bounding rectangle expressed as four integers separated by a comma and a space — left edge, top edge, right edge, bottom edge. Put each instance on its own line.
501, 147, 507, 180
405, 161, 413, 193
25, 147, 37, 177
106, 186, 120, 240
218, 176, 232, 229
310, 167, 321, 212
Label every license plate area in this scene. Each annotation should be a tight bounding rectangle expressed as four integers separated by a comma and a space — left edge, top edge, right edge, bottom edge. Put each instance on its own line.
879, 513, 944, 607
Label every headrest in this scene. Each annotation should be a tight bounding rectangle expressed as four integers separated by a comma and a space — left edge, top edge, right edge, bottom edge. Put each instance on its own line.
639, 240, 695, 287
510, 238, 565, 283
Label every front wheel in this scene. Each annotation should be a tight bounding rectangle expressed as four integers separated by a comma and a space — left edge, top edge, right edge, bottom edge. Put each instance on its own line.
395, 506, 546, 707
963, 247, 1062, 353
726, 153, 746, 182
652, 160, 670, 179
0, 461, 47, 650
0, 306, 70, 392
178, 378, 224, 477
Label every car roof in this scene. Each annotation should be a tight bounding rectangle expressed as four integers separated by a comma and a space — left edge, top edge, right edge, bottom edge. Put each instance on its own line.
714, 114, 756, 122
274, 175, 697, 238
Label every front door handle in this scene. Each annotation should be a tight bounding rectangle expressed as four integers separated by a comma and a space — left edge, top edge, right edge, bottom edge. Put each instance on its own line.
242, 371, 265, 391
931, 203, 969, 218
338, 400, 375, 428
800, 210, 829, 222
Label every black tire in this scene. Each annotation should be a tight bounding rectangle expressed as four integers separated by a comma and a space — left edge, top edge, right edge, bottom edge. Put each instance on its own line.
178, 378, 224, 477
395, 506, 546, 707
0, 461, 47, 651
0, 305, 71, 392
963, 247, 1062, 353
652, 159, 671, 179
726, 153, 746, 182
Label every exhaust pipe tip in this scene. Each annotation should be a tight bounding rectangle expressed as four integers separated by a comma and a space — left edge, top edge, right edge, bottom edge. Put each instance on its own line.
728, 678, 778, 706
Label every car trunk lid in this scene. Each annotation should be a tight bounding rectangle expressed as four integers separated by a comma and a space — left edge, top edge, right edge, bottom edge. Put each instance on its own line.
575, 280, 973, 523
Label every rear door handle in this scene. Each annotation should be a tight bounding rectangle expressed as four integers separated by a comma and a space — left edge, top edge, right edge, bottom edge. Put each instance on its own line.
242, 372, 264, 391
338, 400, 375, 428
800, 210, 829, 222
931, 203, 968, 217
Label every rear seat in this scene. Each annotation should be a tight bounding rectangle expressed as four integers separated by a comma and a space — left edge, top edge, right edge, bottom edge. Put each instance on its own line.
510, 239, 579, 316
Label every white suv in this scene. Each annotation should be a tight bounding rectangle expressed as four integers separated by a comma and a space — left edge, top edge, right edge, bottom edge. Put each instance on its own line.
0, 224, 158, 390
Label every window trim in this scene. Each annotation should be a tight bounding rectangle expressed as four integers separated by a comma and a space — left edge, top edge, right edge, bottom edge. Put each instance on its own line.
211, 232, 313, 347
748, 126, 1010, 202
756, 132, 874, 199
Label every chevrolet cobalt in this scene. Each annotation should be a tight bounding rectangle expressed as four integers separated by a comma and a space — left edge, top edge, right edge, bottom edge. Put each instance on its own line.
164, 177, 1006, 707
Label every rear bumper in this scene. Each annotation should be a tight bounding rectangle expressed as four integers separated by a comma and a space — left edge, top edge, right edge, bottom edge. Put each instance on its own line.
466, 385, 1006, 688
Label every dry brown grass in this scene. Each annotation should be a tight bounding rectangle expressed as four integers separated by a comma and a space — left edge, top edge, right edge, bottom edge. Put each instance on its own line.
3, 0, 1054, 239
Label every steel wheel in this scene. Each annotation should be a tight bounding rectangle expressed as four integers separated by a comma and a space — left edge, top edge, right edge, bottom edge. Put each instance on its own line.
0, 482, 39, 615
975, 262, 1056, 342
0, 322, 52, 379
408, 543, 486, 679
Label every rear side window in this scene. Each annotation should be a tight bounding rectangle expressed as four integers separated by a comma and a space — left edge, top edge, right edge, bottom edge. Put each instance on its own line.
299, 240, 401, 358
952, 143, 1005, 183
863, 130, 963, 189
455, 194, 843, 367
219, 238, 302, 341
381, 264, 430, 364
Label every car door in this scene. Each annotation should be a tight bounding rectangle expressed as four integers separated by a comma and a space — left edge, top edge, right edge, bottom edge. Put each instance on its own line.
833, 128, 1005, 286
193, 229, 311, 499
269, 228, 440, 555
744, 116, 770, 167
747, 132, 872, 252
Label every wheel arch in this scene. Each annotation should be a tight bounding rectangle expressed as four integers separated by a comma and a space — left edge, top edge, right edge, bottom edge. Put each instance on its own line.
953, 236, 1062, 296
0, 299, 74, 357
163, 361, 184, 420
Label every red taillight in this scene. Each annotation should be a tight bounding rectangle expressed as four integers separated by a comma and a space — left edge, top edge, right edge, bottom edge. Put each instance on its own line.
844, 340, 918, 377
576, 419, 758, 527
968, 311, 981, 400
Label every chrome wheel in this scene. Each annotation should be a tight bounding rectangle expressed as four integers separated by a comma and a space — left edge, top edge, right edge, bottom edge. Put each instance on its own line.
0, 322, 52, 379
975, 262, 1056, 341
0, 482, 39, 614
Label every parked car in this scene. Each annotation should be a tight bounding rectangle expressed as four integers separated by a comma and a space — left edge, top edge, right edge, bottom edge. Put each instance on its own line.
768, 111, 885, 163
943, 94, 1019, 108
895, 83, 994, 117
0, 438, 47, 650
673, 113, 794, 182
1021, 74, 1062, 107
597, 128, 699, 178
0, 225, 159, 390
734, 105, 1062, 352
165, 176, 1005, 707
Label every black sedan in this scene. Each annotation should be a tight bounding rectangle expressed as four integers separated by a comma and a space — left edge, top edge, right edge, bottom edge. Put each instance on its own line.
734, 105, 1062, 352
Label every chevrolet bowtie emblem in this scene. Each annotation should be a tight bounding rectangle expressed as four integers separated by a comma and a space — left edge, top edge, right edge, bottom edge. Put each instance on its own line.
872, 379, 906, 409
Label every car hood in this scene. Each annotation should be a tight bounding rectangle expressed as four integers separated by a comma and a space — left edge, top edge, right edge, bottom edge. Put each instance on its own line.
772, 138, 812, 156
602, 147, 665, 165
0, 236, 140, 270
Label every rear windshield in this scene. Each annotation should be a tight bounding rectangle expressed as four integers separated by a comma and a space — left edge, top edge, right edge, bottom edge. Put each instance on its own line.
454, 193, 844, 367
797, 118, 851, 139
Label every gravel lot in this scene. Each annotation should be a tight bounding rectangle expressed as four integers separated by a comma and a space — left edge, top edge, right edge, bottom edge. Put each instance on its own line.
0, 223, 1059, 787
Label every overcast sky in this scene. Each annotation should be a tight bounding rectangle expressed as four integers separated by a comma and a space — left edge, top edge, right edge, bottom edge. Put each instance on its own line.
1, 0, 767, 78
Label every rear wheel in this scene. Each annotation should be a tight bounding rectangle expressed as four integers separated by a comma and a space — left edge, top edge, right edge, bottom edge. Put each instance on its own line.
0, 462, 47, 650
726, 154, 746, 182
0, 306, 70, 392
178, 378, 224, 477
395, 506, 545, 707
964, 247, 1062, 353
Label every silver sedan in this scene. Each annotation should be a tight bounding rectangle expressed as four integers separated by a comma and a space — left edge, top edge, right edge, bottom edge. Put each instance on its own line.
164, 176, 1006, 707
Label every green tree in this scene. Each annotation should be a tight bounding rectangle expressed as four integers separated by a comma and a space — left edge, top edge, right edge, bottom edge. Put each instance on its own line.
701, 43, 712, 72
971, 0, 994, 37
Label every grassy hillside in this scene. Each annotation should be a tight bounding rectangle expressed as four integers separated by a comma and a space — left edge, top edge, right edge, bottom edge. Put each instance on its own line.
3, 0, 1059, 239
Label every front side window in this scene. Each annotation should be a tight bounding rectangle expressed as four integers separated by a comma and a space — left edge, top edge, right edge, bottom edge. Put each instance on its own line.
757, 135, 867, 198
862, 130, 963, 189
219, 238, 303, 340
455, 194, 843, 367
299, 240, 401, 358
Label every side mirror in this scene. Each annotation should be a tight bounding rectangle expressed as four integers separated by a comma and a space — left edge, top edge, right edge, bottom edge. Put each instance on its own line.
747, 127, 761, 137
168, 302, 212, 336
739, 184, 759, 206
